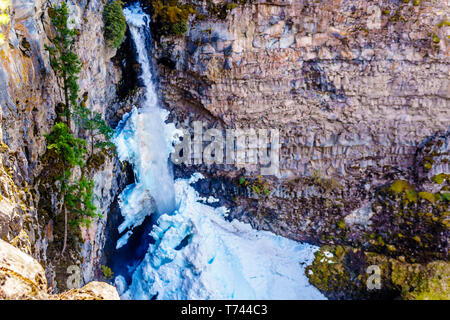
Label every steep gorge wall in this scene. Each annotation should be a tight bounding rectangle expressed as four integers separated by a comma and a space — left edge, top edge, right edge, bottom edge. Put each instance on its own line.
156, 0, 449, 177
152, 0, 449, 250
0, 0, 124, 292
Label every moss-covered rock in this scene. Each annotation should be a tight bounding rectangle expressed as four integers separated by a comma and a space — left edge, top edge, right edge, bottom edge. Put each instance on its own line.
368, 176, 448, 263
306, 246, 449, 300
391, 259, 449, 300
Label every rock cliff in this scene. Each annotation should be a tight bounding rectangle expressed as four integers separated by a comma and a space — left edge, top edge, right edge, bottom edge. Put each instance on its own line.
142, 0, 449, 299
0, 0, 448, 300
145, 0, 449, 252
0, 0, 124, 293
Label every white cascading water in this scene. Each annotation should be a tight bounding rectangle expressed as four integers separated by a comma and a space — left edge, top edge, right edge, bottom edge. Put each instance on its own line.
113, 3, 326, 300
114, 4, 178, 248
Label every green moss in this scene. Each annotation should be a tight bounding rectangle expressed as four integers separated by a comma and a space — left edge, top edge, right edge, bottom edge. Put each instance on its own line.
431, 173, 449, 185
437, 192, 450, 202
305, 245, 350, 294
432, 33, 440, 44
389, 180, 417, 202
389, 180, 413, 194
391, 260, 449, 300
418, 192, 436, 203
103, 0, 127, 49
307, 246, 450, 300
101, 265, 114, 280
337, 219, 346, 229
171, 19, 188, 35
437, 20, 450, 28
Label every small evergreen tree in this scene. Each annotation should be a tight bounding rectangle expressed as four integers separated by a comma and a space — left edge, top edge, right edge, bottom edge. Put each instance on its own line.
44, 2, 110, 255
45, 122, 87, 167
45, 1, 82, 124
74, 100, 115, 157
45, 122, 87, 254
66, 177, 102, 228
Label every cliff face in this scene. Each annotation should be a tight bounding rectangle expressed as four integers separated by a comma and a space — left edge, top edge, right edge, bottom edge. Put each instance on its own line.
0, 0, 123, 292
0, 239, 119, 299
0, 0, 448, 300
157, 0, 449, 171
151, 0, 449, 248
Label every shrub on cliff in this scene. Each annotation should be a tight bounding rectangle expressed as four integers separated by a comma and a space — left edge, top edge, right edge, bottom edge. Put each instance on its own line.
147, 0, 195, 36
45, 122, 87, 168
66, 177, 102, 228
103, 0, 127, 48
0, 0, 10, 46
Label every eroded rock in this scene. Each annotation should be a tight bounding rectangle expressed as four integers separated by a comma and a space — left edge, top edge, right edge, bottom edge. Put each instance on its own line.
0, 239, 119, 300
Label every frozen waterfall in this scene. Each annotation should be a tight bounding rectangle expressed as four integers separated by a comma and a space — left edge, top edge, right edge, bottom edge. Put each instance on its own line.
114, 4, 178, 248
113, 2, 325, 300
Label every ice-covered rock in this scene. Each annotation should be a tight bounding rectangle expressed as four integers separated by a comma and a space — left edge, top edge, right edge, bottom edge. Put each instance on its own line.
120, 176, 325, 300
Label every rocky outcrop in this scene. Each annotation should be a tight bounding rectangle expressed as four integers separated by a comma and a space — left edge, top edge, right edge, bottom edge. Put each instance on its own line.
0, 239, 119, 300
0, 0, 124, 293
306, 245, 449, 300
156, 0, 448, 177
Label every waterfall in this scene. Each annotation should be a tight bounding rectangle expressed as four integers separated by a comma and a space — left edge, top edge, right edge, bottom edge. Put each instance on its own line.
114, 4, 178, 248
113, 3, 325, 300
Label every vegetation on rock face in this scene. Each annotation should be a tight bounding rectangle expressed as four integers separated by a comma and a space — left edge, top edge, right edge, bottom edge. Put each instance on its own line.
66, 177, 102, 228
204, 0, 242, 20
139, 0, 250, 37
42, 2, 115, 256
237, 175, 271, 197
306, 246, 450, 300
75, 93, 115, 157
306, 131, 449, 300
368, 180, 448, 262
143, 0, 196, 36
103, 0, 127, 49
45, 122, 86, 168
45, 1, 82, 124
101, 264, 114, 281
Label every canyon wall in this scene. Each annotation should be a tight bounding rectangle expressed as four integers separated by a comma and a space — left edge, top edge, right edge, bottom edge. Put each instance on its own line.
0, 0, 124, 293
0, 0, 448, 299
151, 0, 449, 247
